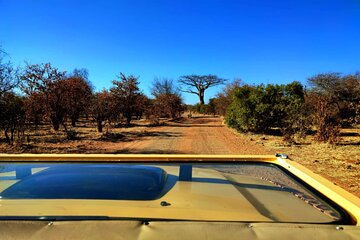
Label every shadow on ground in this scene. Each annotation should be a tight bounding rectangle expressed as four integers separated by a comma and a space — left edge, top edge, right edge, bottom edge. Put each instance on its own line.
111, 149, 185, 154
95, 131, 183, 143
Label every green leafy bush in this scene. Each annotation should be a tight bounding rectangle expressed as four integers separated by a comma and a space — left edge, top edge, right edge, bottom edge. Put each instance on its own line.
225, 82, 307, 141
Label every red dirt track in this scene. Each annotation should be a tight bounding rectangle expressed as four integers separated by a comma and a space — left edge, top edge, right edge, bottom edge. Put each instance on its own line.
112, 116, 272, 155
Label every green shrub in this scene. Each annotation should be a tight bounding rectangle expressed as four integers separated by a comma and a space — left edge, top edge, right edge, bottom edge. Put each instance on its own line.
225, 82, 307, 140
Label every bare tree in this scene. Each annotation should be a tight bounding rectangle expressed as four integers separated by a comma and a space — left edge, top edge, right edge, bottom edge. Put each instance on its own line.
20, 63, 66, 130
134, 93, 150, 120
151, 78, 179, 97
90, 90, 114, 133
150, 78, 183, 119
24, 92, 45, 129
110, 73, 142, 126
71, 68, 89, 81
178, 74, 227, 105
20, 63, 65, 95
0, 93, 26, 145
63, 75, 93, 127
152, 93, 183, 119
307, 92, 340, 144
308, 72, 360, 126
0, 47, 18, 96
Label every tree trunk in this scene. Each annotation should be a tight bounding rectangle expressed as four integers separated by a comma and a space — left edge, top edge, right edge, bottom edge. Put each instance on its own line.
34, 115, 40, 130
51, 117, 60, 131
126, 117, 131, 126
4, 130, 10, 145
71, 118, 77, 127
97, 120, 103, 132
199, 90, 205, 105
62, 122, 68, 133
10, 127, 15, 145
125, 112, 132, 126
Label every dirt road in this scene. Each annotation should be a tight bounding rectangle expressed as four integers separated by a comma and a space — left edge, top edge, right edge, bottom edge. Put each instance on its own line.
112, 116, 272, 155
0, 116, 272, 155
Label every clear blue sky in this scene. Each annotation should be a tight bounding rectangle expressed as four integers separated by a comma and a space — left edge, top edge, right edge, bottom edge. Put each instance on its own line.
1, 0, 359, 104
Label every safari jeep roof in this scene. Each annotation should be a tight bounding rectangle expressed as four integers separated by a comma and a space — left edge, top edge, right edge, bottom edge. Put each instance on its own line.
0, 154, 359, 240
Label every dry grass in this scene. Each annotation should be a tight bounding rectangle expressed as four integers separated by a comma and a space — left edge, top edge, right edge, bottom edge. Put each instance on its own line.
0, 118, 164, 154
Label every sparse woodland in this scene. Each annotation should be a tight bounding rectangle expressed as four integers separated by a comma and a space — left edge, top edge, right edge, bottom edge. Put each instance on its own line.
0, 47, 359, 147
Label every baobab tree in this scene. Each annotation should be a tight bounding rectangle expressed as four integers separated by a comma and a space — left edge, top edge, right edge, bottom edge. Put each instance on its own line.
178, 74, 226, 105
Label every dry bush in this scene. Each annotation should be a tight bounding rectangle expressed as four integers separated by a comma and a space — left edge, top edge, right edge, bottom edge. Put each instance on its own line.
0, 93, 26, 145
307, 93, 341, 144
110, 73, 144, 126
90, 90, 114, 133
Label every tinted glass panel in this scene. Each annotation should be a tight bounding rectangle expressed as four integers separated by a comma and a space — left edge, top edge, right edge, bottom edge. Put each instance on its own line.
0, 164, 169, 200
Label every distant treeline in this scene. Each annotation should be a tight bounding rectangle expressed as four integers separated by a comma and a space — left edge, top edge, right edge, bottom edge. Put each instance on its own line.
1, 47, 359, 145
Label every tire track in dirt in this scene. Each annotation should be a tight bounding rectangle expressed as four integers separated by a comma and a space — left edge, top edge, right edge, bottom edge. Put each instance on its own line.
185, 126, 233, 154
135, 126, 185, 154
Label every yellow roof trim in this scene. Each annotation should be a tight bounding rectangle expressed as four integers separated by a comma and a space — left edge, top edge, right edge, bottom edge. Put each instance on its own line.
0, 154, 277, 162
